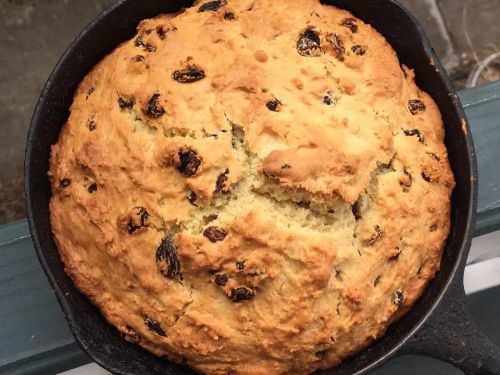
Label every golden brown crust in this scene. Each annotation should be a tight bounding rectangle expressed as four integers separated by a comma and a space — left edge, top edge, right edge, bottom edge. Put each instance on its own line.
49, 0, 455, 374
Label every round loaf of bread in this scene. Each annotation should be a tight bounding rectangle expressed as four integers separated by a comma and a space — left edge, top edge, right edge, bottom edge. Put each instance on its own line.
49, 0, 455, 373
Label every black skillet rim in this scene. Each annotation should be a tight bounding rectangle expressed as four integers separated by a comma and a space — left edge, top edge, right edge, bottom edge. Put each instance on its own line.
25, 0, 478, 374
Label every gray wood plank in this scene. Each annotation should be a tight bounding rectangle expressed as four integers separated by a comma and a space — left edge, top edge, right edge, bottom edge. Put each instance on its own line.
460, 81, 500, 212
458, 81, 500, 236
0, 343, 88, 375
1, 81, 499, 373
0, 222, 86, 373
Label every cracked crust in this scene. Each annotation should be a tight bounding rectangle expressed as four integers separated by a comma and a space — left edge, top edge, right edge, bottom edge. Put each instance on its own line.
49, 0, 455, 374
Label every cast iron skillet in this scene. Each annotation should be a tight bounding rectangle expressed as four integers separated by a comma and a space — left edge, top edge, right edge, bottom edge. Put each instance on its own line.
25, 0, 500, 374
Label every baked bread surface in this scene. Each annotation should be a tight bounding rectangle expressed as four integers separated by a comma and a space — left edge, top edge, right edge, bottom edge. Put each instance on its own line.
49, 0, 455, 373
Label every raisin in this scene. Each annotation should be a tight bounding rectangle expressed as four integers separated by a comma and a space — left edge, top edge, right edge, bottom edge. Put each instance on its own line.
86, 86, 95, 99
323, 91, 336, 106
198, 0, 226, 12
134, 34, 144, 47
88, 183, 98, 193
126, 207, 149, 234
204, 214, 218, 224
60, 178, 71, 188
188, 191, 198, 206
172, 67, 206, 83
145, 94, 165, 118
144, 317, 166, 337
118, 97, 135, 110
297, 29, 322, 57
236, 260, 245, 270
87, 117, 96, 131
327, 208, 335, 214
281, 164, 291, 169
389, 248, 401, 261
351, 44, 368, 56
422, 172, 431, 182
216, 169, 230, 193
326, 33, 345, 59
215, 273, 229, 286
266, 98, 282, 112
430, 224, 437, 232
400, 169, 413, 190
203, 226, 228, 242
138, 208, 148, 226
426, 151, 440, 161
156, 238, 181, 279
393, 290, 404, 305
230, 287, 253, 302
315, 350, 326, 360
134, 29, 155, 52
341, 18, 358, 33
368, 225, 383, 245
374, 275, 381, 286
156, 26, 167, 40
176, 148, 202, 177
408, 99, 426, 115
351, 201, 362, 220
404, 129, 424, 143
224, 11, 236, 20
132, 55, 145, 62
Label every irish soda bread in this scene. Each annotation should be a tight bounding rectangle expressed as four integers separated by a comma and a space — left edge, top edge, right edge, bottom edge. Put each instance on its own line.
49, 0, 455, 373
